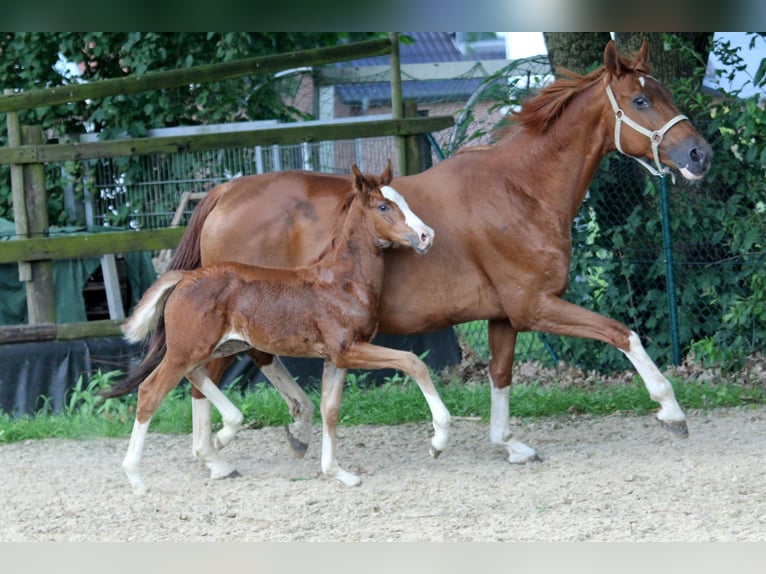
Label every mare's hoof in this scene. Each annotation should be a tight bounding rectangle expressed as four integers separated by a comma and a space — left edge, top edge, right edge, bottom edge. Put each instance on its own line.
285, 424, 309, 459
658, 418, 689, 438
224, 470, 242, 480
429, 447, 442, 459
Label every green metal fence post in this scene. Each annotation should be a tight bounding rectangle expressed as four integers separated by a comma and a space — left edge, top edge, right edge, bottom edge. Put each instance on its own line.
658, 175, 681, 365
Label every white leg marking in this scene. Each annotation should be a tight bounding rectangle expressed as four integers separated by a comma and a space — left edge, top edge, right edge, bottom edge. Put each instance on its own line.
123, 419, 150, 495
621, 331, 686, 422
192, 375, 244, 450
191, 395, 238, 480
320, 362, 360, 487
262, 357, 315, 452
489, 378, 538, 464
422, 390, 451, 454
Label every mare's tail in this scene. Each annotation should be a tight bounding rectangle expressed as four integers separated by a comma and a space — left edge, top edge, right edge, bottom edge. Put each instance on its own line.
101, 271, 185, 398
102, 185, 227, 399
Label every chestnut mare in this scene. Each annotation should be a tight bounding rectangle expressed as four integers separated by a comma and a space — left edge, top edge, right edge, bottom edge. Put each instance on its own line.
110, 162, 449, 493
115, 40, 713, 483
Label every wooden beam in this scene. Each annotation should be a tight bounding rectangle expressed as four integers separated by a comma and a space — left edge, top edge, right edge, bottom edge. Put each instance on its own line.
0, 116, 454, 165
0, 319, 124, 343
0, 39, 392, 113
0, 227, 185, 264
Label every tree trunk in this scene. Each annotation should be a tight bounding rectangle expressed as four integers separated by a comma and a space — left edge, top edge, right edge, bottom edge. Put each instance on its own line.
614, 33, 713, 88
543, 32, 612, 75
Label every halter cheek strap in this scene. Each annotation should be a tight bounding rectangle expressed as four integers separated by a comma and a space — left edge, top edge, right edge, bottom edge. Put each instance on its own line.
605, 83, 689, 180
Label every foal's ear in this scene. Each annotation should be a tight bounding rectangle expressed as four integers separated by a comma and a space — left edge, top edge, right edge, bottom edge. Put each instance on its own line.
351, 163, 367, 192
603, 39, 623, 77
380, 158, 393, 186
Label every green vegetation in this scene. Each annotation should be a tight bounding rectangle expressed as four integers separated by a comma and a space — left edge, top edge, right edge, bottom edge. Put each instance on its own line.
1, 367, 763, 445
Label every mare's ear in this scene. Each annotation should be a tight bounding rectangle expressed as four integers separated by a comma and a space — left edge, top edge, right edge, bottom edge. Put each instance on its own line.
634, 38, 650, 71
380, 158, 393, 186
603, 39, 623, 77
351, 163, 367, 192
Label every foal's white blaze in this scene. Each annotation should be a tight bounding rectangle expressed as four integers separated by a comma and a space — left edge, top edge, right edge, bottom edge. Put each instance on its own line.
381, 185, 435, 245
621, 330, 686, 422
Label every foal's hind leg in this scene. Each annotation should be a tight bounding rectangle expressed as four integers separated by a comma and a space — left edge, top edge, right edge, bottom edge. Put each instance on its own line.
187, 368, 243, 480
124, 358, 189, 495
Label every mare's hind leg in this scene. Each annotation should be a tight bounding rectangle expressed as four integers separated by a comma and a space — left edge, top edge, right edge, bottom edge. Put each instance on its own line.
124, 358, 189, 495
187, 367, 243, 480
250, 350, 315, 458
487, 319, 540, 464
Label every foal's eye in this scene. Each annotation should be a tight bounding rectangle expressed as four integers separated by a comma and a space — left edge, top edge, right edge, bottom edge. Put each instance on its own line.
378, 203, 389, 212
633, 95, 650, 110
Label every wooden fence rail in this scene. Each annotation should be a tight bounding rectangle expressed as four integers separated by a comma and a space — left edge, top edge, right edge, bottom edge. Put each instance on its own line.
0, 39, 392, 113
0, 37, 456, 342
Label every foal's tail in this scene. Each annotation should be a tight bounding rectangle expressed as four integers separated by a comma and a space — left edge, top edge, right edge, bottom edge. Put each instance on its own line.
102, 187, 226, 399
101, 271, 185, 399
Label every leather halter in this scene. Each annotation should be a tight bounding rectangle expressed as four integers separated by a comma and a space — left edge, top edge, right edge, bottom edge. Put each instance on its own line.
605, 80, 689, 179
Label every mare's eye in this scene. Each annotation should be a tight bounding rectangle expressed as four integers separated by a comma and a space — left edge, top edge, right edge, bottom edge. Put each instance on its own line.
633, 95, 650, 110
378, 203, 389, 212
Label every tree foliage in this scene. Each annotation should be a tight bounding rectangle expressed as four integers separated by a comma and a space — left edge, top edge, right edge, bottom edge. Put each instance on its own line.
0, 32, 377, 223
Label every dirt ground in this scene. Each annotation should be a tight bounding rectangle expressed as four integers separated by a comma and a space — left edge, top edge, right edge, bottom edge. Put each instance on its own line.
1, 402, 764, 542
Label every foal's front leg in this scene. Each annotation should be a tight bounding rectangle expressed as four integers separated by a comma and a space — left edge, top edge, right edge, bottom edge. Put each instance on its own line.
328, 342, 451, 483
319, 360, 361, 487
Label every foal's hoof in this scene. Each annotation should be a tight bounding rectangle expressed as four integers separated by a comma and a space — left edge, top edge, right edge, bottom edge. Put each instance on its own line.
429, 447, 442, 459
285, 424, 309, 459
658, 418, 689, 438
224, 470, 242, 479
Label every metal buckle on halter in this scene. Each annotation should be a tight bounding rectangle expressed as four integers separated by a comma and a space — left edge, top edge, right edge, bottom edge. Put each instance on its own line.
605, 83, 689, 182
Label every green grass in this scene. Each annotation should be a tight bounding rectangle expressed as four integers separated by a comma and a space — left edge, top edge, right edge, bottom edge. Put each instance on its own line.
0, 368, 764, 444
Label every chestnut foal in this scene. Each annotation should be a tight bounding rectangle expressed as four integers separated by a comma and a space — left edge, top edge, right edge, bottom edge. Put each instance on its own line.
118, 162, 449, 494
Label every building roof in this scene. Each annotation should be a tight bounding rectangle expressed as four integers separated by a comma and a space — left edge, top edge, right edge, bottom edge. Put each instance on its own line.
336, 32, 509, 106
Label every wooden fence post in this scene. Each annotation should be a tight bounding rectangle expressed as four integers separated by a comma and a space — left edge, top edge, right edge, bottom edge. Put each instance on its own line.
21, 125, 56, 324
5, 89, 31, 282
389, 32, 407, 176
403, 100, 434, 175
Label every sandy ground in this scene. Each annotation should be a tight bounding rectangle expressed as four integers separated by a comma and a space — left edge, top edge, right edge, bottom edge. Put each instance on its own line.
1, 404, 764, 542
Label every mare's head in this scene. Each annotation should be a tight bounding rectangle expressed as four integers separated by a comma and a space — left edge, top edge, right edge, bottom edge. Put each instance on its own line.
601, 38, 712, 180
350, 160, 434, 254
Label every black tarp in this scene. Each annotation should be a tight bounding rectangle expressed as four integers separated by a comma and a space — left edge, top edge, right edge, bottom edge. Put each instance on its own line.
0, 329, 461, 416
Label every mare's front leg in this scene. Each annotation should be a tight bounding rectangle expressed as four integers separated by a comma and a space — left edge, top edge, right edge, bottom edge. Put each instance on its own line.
487, 319, 540, 464
531, 294, 688, 436
187, 367, 243, 480
319, 361, 360, 487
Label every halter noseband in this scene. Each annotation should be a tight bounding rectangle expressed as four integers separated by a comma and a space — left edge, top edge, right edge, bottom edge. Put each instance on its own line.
605, 81, 689, 180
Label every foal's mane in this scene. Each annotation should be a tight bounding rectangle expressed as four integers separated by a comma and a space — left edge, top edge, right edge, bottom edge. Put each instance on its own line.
494, 51, 650, 141
308, 175, 380, 265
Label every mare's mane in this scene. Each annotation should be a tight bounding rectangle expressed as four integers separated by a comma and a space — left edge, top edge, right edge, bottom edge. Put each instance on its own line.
493, 51, 650, 141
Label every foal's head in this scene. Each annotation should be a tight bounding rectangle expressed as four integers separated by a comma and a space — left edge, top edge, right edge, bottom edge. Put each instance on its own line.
351, 160, 434, 254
